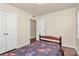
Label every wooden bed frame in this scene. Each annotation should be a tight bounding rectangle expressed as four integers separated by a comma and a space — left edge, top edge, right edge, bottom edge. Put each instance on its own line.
39, 34, 64, 56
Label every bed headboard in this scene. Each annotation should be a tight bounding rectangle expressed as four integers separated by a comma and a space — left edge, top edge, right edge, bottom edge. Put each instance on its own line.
39, 34, 62, 47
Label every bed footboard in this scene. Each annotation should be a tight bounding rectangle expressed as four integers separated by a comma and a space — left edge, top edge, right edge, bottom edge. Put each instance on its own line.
39, 34, 64, 56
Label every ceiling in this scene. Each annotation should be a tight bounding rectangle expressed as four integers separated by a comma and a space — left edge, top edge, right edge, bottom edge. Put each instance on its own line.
9, 3, 78, 16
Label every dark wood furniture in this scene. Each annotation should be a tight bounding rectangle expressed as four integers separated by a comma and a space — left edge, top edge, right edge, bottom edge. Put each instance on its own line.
30, 38, 36, 43
39, 34, 64, 56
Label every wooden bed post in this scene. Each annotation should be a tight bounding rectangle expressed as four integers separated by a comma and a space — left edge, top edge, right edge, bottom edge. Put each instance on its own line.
39, 34, 41, 40
39, 35, 64, 55
60, 36, 62, 47
60, 36, 64, 56
60, 36, 62, 51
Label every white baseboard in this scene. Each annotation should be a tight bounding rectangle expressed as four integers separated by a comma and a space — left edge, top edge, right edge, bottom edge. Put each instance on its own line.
62, 44, 76, 48
75, 48, 79, 56
30, 36, 36, 39
17, 43, 75, 49
16, 42, 30, 48
63, 44, 79, 55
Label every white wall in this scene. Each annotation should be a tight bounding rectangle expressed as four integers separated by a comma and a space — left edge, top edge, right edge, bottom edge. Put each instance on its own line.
76, 6, 79, 49
0, 4, 32, 48
40, 8, 77, 48
0, 3, 78, 49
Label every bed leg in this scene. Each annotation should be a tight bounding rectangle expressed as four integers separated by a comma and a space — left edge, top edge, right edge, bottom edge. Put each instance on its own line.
60, 49, 64, 56
60, 36, 64, 56
61, 50, 64, 56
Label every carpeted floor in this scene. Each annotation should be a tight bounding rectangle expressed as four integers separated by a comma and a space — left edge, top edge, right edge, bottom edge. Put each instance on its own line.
0, 46, 78, 56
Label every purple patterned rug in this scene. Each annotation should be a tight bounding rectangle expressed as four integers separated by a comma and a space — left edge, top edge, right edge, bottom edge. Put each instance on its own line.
0, 41, 62, 56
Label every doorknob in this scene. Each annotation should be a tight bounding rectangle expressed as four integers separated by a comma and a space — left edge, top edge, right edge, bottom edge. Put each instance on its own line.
6, 33, 8, 35
3, 33, 8, 35
3, 33, 6, 35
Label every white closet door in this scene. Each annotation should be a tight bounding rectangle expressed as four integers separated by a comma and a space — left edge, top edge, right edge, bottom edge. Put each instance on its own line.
36, 16, 46, 40
77, 11, 79, 38
0, 11, 6, 53
6, 13, 17, 51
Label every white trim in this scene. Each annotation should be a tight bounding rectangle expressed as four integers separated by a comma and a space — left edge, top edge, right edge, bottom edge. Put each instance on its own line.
16, 42, 30, 48
62, 44, 76, 48
63, 44, 79, 55
30, 36, 36, 39
75, 48, 79, 56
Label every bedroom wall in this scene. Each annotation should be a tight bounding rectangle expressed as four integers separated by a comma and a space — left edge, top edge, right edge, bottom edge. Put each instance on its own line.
0, 3, 78, 49
76, 6, 79, 49
0, 3, 32, 48
39, 8, 77, 48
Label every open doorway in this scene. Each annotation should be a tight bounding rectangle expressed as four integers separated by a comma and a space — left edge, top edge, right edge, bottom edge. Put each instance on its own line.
30, 19, 36, 43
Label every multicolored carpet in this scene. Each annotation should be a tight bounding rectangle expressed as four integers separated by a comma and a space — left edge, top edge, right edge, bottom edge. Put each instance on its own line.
0, 41, 62, 56
0, 47, 78, 56
0, 41, 78, 56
